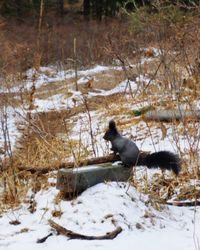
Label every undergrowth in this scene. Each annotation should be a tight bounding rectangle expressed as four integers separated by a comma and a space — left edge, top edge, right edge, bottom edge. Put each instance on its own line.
0, 5, 200, 209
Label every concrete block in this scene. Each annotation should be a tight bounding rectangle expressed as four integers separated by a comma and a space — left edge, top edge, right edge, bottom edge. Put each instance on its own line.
56, 163, 132, 197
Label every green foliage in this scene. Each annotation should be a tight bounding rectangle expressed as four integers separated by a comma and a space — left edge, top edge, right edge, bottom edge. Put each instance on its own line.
0, 0, 198, 19
156, 5, 188, 24
1, 0, 23, 16
129, 3, 193, 34
131, 106, 154, 117
0, 0, 61, 17
0, 0, 38, 16
68, 0, 79, 3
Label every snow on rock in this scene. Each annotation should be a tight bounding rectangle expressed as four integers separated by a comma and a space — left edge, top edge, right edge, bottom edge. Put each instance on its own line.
0, 182, 199, 250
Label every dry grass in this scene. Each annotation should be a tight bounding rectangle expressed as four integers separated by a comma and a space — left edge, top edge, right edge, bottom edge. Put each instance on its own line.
1, 6, 200, 210
0, 17, 138, 76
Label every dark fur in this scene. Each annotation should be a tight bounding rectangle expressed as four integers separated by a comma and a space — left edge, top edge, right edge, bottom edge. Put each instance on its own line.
103, 120, 181, 175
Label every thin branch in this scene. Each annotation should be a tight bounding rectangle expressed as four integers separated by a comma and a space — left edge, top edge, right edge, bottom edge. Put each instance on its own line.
16, 153, 121, 173
82, 96, 97, 157
48, 219, 122, 240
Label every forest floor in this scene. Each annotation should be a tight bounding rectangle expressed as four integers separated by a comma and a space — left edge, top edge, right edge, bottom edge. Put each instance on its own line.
0, 46, 200, 250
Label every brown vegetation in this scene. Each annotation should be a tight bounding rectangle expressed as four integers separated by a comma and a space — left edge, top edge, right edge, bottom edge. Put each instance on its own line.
0, 4, 200, 210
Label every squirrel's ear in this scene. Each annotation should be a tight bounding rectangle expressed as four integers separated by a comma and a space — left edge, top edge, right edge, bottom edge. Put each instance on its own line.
109, 120, 116, 130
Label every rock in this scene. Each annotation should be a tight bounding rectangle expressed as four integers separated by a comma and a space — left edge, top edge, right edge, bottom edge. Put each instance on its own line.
56, 163, 132, 198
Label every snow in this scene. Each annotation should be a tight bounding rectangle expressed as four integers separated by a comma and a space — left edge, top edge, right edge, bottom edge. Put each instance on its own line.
88, 79, 138, 97
0, 60, 198, 153
33, 93, 75, 111
0, 64, 120, 148
68, 110, 110, 157
0, 50, 200, 250
0, 182, 199, 250
0, 106, 24, 152
32, 78, 138, 112
0, 65, 123, 94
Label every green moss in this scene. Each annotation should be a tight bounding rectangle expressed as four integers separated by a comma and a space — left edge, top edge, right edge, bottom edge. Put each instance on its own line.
131, 105, 154, 117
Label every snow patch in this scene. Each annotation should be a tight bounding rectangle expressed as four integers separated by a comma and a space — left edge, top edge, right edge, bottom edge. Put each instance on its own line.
0, 182, 199, 250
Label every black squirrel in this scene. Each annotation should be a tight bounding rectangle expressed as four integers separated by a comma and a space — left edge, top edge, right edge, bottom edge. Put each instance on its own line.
103, 120, 181, 175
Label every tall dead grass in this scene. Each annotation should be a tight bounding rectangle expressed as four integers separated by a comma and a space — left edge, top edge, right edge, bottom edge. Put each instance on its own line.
0, 5, 200, 208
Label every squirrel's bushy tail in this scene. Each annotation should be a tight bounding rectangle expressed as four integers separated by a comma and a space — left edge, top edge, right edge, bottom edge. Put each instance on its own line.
137, 151, 181, 175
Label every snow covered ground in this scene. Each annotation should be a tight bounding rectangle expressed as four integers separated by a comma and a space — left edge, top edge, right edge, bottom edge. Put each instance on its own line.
0, 181, 199, 250
0, 65, 116, 150
0, 106, 25, 152
0, 60, 152, 150
0, 51, 200, 250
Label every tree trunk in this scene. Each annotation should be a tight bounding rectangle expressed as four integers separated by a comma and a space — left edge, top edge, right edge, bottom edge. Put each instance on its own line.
95, 1, 103, 21
57, 0, 64, 15
83, 0, 90, 20
14, 0, 22, 16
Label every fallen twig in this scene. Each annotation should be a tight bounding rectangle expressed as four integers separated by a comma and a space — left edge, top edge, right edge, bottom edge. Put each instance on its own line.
37, 233, 53, 243
48, 219, 122, 240
17, 152, 149, 174
16, 154, 121, 173
166, 200, 200, 207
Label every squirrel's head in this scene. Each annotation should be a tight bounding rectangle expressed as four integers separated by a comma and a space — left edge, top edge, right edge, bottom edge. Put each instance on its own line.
103, 120, 119, 141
